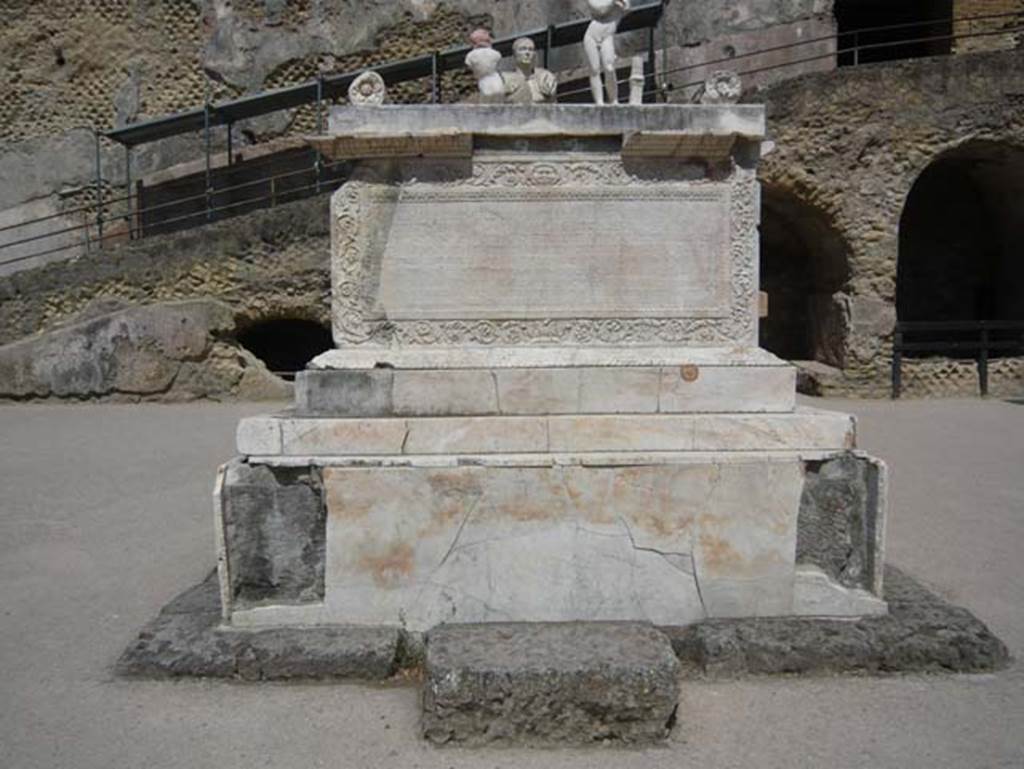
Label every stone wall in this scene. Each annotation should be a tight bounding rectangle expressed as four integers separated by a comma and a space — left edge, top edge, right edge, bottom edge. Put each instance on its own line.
0, 195, 331, 347
754, 47, 1024, 397
953, 0, 1024, 53
0, 1, 833, 205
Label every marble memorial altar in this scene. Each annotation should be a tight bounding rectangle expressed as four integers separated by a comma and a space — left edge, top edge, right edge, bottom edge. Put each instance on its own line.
215, 103, 889, 633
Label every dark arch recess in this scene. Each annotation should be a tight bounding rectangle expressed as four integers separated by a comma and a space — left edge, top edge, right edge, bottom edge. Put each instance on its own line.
235, 318, 333, 378
759, 186, 852, 367
897, 141, 1024, 355
834, 0, 953, 67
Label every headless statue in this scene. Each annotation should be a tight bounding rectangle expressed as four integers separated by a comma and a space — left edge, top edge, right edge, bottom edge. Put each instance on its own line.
465, 28, 505, 103
584, 0, 630, 105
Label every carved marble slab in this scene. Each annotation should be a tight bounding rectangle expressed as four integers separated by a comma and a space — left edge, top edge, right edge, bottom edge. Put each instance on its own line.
331, 155, 759, 349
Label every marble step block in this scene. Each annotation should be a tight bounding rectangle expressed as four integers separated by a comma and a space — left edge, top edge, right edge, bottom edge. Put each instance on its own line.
421, 622, 680, 746
236, 408, 855, 457
295, 363, 796, 417
220, 452, 886, 631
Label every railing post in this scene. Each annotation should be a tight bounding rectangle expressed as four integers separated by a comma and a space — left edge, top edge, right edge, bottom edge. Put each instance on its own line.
660, 3, 669, 100
891, 326, 903, 399
853, 30, 860, 66
979, 323, 990, 397
315, 73, 324, 193
431, 51, 441, 104
203, 95, 212, 222
647, 23, 657, 102
124, 143, 132, 240
545, 25, 555, 70
94, 128, 104, 249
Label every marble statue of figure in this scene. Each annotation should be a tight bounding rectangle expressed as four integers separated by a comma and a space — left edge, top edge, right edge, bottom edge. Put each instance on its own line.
465, 28, 505, 103
584, 0, 630, 105
502, 37, 558, 104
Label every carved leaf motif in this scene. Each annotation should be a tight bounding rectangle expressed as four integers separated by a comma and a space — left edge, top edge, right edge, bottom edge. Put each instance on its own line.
331, 159, 759, 347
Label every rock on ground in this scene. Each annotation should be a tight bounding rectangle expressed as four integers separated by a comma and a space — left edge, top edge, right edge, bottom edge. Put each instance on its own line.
0, 299, 290, 402
422, 622, 681, 746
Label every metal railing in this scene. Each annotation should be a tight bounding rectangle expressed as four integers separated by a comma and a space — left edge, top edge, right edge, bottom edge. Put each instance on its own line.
0, 6, 1021, 270
891, 321, 1024, 398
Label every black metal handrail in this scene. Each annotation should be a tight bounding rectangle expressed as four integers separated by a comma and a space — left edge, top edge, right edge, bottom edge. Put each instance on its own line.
1, 7, 1021, 270
103, 1, 667, 147
0, 160, 350, 267
891, 320, 1024, 398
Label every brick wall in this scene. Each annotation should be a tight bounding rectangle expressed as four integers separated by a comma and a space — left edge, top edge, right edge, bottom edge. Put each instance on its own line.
953, 0, 1024, 52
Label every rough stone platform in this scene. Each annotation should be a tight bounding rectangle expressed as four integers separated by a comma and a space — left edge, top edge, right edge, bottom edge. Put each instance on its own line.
115, 572, 400, 681
116, 566, 1009, 685
421, 622, 681, 746
665, 567, 1011, 678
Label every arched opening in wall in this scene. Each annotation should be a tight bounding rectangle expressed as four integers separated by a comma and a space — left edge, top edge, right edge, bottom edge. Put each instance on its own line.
236, 319, 334, 379
835, 0, 953, 66
759, 187, 852, 369
897, 141, 1024, 356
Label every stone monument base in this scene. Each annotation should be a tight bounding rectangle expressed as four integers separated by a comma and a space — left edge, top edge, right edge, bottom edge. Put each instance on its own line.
218, 345, 887, 632
116, 565, 1010, 682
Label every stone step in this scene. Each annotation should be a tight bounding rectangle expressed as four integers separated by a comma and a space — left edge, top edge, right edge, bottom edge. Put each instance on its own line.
295, 361, 796, 417
237, 408, 854, 457
421, 622, 680, 746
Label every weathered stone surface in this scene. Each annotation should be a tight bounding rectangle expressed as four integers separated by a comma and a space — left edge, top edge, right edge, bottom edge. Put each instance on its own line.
0, 299, 290, 402
798, 452, 885, 593
116, 565, 1007, 684
328, 127, 761, 350
236, 410, 854, 456
327, 104, 767, 140
0, 196, 330, 349
294, 369, 395, 416
664, 566, 1011, 678
294, 362, 797, 416
792, 565, 887, 617
755, 50, 1024, 396
316, 459, 804, 630
422, 622, 680, 746
218, 460, 326, 609
312, 345, 793, 370
115, 571, 400, 681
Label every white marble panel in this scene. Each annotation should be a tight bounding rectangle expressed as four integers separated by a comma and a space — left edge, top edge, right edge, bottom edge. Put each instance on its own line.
375, 188, 731, 321
402, 417, 549, 455
278, 418, 408, 456
320, 460, 804, 629
579, 368, 661, 413
312, 345, 787, 371
792, 566, 888, 617
392, 370, 498, 416
236, 416, 282, 455
658, 364, 795, 412
495, 369, 580, 414
238, 411, 856, 456
547, 415, 696, 453
692, 410, 855, 451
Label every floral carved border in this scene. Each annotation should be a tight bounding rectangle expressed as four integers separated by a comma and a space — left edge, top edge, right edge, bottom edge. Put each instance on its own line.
331, 157, 758, 347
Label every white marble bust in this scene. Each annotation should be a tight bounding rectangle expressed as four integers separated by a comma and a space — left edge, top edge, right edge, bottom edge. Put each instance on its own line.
503, 37, 558, 104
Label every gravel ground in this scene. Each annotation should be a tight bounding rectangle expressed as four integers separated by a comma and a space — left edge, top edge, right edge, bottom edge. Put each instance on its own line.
1, 397, 1021, 769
